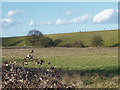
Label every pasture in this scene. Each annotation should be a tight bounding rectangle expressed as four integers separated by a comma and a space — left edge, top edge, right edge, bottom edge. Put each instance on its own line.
2, 30, 118, 47
2, 47, 118, 88
2, 47, 118, 70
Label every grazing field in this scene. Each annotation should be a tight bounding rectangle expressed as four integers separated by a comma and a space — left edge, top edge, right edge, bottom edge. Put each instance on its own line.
2, 47, 118, 88
2, 30, 118, 47
2, 47, 118, 70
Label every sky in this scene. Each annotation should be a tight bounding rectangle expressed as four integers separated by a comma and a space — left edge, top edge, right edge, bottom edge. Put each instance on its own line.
1, 2, 118, 37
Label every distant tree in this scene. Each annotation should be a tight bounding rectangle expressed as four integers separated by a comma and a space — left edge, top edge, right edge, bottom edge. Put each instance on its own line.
91, 35, 104, 47
25, 30, 43, 46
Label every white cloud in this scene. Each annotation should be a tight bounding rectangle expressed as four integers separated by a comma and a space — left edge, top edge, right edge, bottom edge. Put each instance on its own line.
29, 14, 91, 26
70, 14, 91, 24
29, 20, 34, 26
55, 14, 91, 25
55, 19, 68, 25
39, 21, 52, 25
29, 20, 52, 26
7, 10, 24, 18
93, 9, 118, 24
1, 19, 12, 22
1, 18, 18, 28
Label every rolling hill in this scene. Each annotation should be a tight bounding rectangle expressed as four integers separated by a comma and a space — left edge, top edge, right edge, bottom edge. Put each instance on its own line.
2, 30, 118, 47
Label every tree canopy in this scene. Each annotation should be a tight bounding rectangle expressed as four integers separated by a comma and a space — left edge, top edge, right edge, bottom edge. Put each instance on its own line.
25, 30, 43, 46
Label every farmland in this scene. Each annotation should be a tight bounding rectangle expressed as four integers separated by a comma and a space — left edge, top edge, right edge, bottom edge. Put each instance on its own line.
1, 30, 119, 88
2, 47, 118, 70
2, 30, 118, 47
2, 47, 118, 88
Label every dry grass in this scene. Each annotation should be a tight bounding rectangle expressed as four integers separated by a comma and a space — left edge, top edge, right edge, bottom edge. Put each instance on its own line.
61, 74, 118, 88
2, 47, 117, 58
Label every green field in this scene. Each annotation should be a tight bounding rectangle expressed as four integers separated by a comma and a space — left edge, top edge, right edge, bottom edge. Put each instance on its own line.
2, 30, 119, 88
2, 47, 118, 70
2, 30, 118, 47
2, 47, 118, 88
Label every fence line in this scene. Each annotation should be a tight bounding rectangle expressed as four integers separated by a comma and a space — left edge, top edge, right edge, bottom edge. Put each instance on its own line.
50, 28, 118, 34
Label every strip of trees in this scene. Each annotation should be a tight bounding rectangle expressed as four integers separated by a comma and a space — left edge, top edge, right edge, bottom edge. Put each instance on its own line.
25, 30, 62, 47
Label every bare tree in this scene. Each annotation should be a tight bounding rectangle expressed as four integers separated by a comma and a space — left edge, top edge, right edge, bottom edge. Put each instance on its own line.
25, 30, 43, 46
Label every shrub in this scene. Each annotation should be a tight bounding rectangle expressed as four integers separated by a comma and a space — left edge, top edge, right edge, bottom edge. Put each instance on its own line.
40, 37, 53, 47
63, 44, 72, 47
91, 35, 104, 47
72, 41, 85, 48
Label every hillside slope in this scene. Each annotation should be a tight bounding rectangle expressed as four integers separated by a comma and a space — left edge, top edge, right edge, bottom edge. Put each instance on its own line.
2, 30, 118, 47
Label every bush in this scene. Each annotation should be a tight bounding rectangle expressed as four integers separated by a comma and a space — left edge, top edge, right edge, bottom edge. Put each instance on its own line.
53, 39, 62, 47
91, 35, 104, 47
40, 37, 53, 47
72, 41, 85, 48
63, 44, 72, 47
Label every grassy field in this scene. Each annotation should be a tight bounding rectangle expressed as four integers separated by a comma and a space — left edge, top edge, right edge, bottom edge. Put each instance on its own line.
2, 47, 118, 70
2, 47, 118, 88
2, 30, 118, 47
2, 29, 119, 88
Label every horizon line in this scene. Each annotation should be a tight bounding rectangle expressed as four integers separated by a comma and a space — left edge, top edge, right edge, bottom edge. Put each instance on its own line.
1, 29, 118, 38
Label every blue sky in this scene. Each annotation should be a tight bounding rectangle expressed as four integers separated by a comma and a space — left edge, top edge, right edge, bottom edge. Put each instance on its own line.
1, 2, 118, 37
